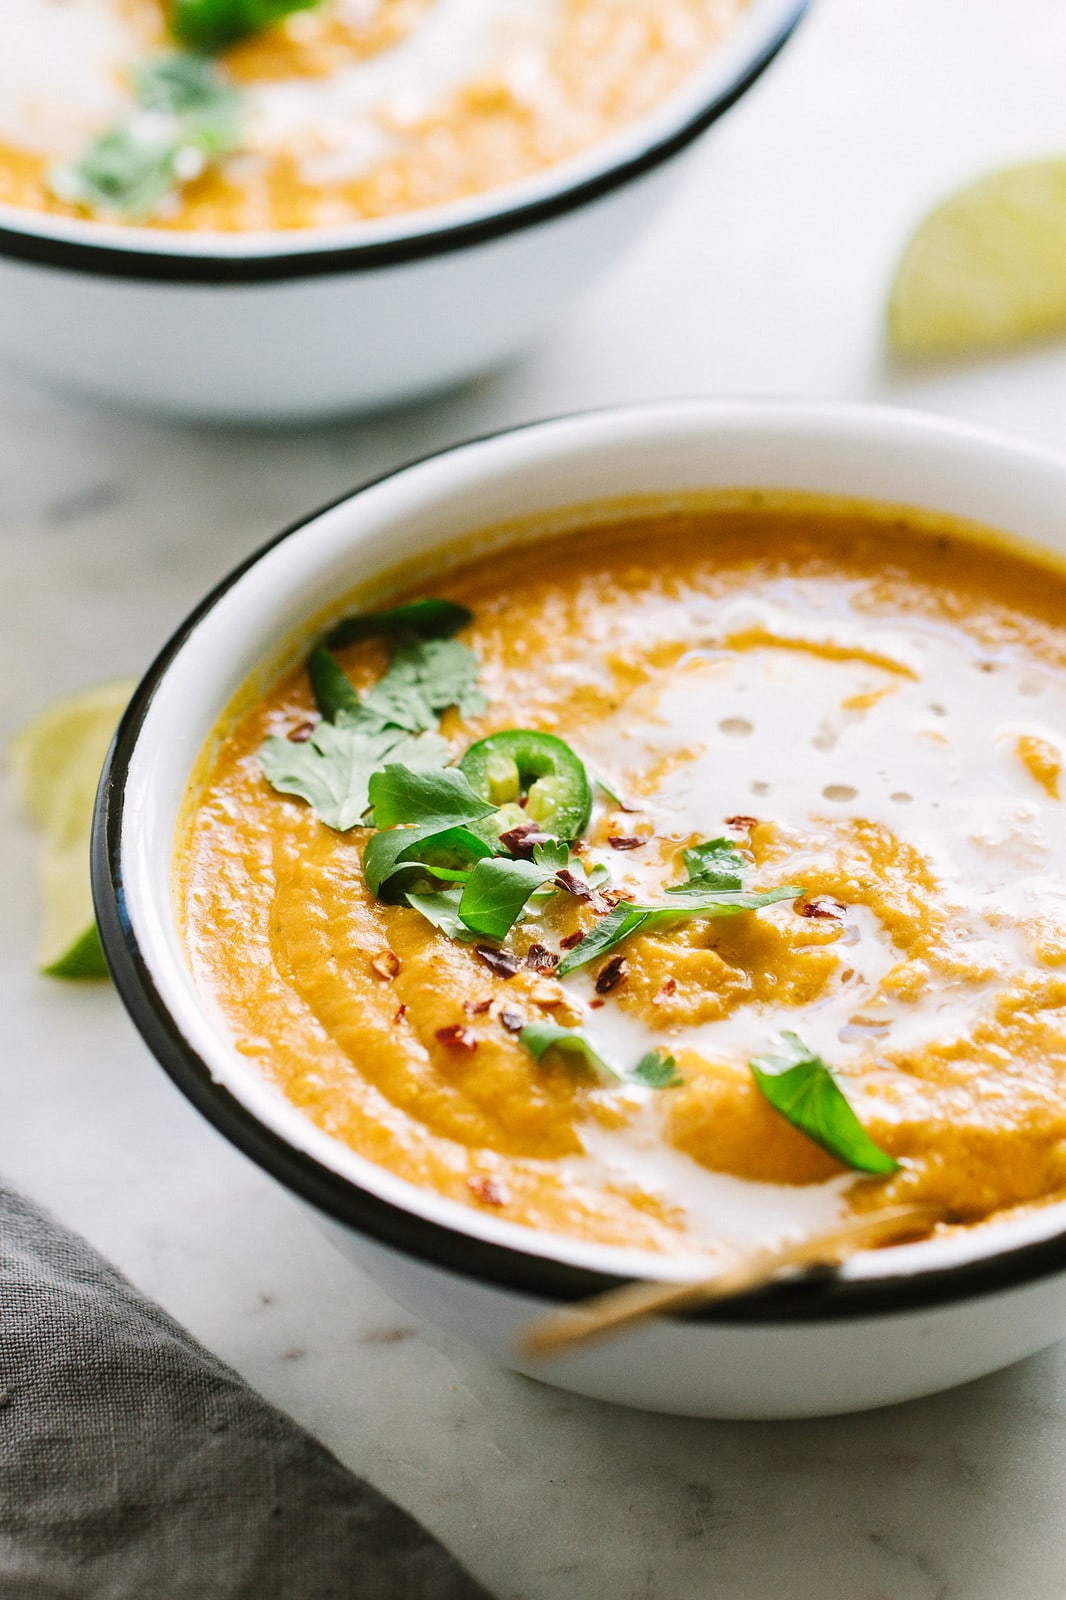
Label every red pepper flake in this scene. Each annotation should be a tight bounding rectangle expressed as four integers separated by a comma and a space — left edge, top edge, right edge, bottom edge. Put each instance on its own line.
371, 950, 401, 981
651, 977, 677, 1007
569, 839, 588, 855
725, 814, 759, 830
598, 888, 626, 908
287, 720, 316, 743
435, 1025, 478, 1052
475, 944, 521, 978
608, 836, 645, 850
559, 930, 584, 950
595, 954, 628, 995
555, 868, 593, 900
588, 999, 605, 1010
464, 997, 493, 1015
499, 1008, 526, 1033
468, 1175, 508, 1207
393, 1003, 408, 1024
499, 823, 552, 860
798, 897, 847, 920
555, 870, 608, 912
525, 943, 559, 975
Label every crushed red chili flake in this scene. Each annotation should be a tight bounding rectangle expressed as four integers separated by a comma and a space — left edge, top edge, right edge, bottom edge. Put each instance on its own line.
525, 943, 559, 974
464, 997, 493, 1015
588, 999, 605, 1010
798, 897, 847, 920
435, 1025, 478, 1051
608, 836, 645, 850
725, 814, 759, 830
370, 950, 401, 981
559, 930, 584, 950
499, 1008, 525, 1033
287, 721, 316, 743
393, 1003, 407, 1024
468, 1175, 508, 1207
595, 954, 628, 995
499, 823, 552, 860
475, 944, 521, 978
555, 869, 594, 900
598, 888, 626, 908
651, 977, 678, 1006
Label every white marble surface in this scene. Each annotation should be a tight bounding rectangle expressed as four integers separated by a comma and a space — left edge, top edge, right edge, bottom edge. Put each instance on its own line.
4, 1, 1066, 1594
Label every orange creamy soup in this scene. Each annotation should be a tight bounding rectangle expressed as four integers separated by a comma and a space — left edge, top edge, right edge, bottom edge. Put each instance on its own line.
179, 500, 1066, 1261
1, 0, 747, 231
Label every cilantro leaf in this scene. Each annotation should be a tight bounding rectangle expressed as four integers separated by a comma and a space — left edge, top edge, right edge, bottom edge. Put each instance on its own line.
368, 764, 495, 831
50, 54, 242, 220
404, 887, 478, 942
750, 1032, 899, 1176
556, 886, 801, 975
458, 857, 555, 941
308, 647, 364, 723
632, 1050, 684, 1088
260, 727, 446, 832
519, 1027, 683, 1089
362, 639, 486, 731
325, 598, 473, 650
171, 0, 322, 52
531, 839, 570, 873
518, 1022, 618, 1079
669, 837, 746, 894
363, 823, 493, 901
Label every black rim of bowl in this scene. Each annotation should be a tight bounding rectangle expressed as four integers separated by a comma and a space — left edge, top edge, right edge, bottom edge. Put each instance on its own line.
0, 3, 807, 285
92, 415, 1066, 1323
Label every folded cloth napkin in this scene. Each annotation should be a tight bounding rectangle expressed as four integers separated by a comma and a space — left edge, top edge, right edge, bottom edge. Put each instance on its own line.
0, 1186, 494, 1600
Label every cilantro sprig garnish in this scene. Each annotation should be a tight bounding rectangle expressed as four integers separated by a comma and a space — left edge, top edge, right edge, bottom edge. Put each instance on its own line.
667, 836, 746, 893
363, 767, 582, 936
171, 0, 323, 52
259, 618, 486, 833
750, 1033, 898, 1176
50, 55, 243, 221
261, 729, 448, 834
552, 832, 799, 975
555, 885, 801, 976
519, 1025, 684, 1089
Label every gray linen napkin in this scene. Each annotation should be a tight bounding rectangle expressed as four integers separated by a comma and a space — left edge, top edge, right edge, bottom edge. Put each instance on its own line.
0, 1186, 494, 1600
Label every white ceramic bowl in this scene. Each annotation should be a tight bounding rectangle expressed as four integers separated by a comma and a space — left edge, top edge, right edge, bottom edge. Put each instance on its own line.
0, 0, 804, 421
93, 400, 1066, 1417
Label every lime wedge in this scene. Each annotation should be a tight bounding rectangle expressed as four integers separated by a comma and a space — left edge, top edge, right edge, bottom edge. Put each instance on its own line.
9, 680, 136, 978
888, 159, 1066, 356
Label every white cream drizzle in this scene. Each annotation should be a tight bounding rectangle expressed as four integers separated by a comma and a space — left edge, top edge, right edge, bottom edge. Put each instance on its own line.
523, 593, 1066, 1249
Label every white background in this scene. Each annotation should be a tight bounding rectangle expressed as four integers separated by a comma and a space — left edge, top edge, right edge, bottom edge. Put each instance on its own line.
3, 1, 1066, 1595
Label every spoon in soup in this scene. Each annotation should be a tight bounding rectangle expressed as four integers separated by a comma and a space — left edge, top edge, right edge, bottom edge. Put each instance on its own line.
520, 1203, 945, 1360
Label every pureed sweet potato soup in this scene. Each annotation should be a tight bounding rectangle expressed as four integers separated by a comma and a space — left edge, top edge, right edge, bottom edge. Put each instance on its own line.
179, 497, 1066, 1260
1, 0, 747, 231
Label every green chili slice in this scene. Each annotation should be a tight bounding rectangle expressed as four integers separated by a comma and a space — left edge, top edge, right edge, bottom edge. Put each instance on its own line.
459, 730, 592, 841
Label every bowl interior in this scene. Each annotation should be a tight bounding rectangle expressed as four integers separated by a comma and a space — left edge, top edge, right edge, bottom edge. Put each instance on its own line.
0, 0, 804, 261
116, 400, 1066, 1288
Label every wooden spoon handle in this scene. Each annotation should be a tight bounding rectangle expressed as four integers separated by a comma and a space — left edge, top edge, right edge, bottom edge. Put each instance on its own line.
521, 1204, 943, 1360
